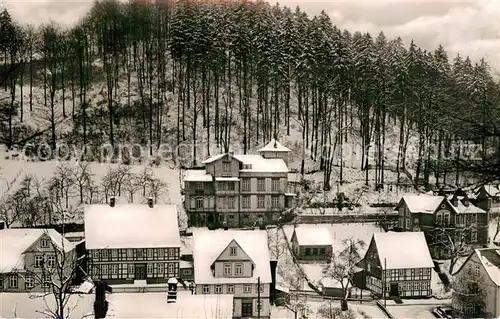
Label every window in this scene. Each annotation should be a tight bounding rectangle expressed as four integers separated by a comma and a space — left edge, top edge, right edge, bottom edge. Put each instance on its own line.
471, 228, 477, 242
157, 263, 164, 275
196, 197, 203, 209
244, 284, 252, 293
137, 249, 144, 258
405, 218, 410, 229
474, 265, 480, 277
242, 196, 250, 209
215, 285, 223, 294
25, 276, 33, 289
42, 275, 51, 288
224, 263, 232, 275
320, 248, 326, 255
203, 285, 210, 294
112, 249, 118, 259
196, 183, 203, 191
168, 263, 175, 276
101, 250, 108, 260
444, 213, 450, 225
35, 255, 44, 268
47, 255, 56, 268
127, 249, 133, 259
111, 264, 119, 275
257, 195, 265, 208
40, 239, 50, 248
272, 178, 280, 191
147, 264, 153, 276
102, 265, 109, 275
227, 182, 235, 191
436, 213, 442, 225
255, 299, 263, 312
230, 247, 237, 256
223, 163, 230, 174
9, 275, 18, 288
128, 264, 134, 275
235, 263, 243, 275
227, 284, 234, 293
305, 248, 311, 256
257, 283, 264, 293
257, 178, 265, 191
272, 196, 279, 208
242, 178, 250, 192
227, 196, 235, 209
147, 249, 153, 259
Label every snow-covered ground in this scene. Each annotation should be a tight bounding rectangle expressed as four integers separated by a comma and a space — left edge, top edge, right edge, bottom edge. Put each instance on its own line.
272, 301, 387, 319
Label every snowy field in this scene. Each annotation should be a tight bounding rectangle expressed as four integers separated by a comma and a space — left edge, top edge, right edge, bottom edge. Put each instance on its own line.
272, 301, 388, 319
385, 304, 436, 318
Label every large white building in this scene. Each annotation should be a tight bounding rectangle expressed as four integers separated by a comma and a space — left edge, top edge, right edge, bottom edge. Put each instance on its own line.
183, 139, 298, 228
84, 198, 181, 285
193, 228, 272, 318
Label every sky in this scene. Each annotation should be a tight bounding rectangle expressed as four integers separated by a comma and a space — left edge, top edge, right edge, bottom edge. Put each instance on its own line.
3, 0, 500, 75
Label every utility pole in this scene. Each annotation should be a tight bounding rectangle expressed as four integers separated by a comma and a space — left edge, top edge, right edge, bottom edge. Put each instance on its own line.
257, 276, 261, 318
384, 258, 387, 308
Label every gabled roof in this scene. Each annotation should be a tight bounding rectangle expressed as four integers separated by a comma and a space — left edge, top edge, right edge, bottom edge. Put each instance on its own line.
202, 153, 243, 164
257, 139, 291, 153
454, 248, 500, 286
477, 184, 500, 197
236, 155, 288, 173
397, 195, 445, 214
84, 204, 181, 249
192, 229, 271, 284
450, 196, 486, 215
372, 232, 434, 270
0, 228, 75, 273
213, 239, 253, 265
293, 227, 333, 247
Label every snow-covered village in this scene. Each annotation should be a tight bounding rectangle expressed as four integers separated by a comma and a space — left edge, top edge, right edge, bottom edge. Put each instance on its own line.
1, 0, 500, 318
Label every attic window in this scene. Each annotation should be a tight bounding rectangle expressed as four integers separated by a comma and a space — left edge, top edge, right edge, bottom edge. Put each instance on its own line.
441, 204, 446, 209
40, 239, 50, 248
243, 164, 252, 169
230, 247, 237, 256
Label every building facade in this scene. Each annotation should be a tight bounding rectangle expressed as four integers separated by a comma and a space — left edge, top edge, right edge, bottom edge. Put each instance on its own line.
85, 200, 181, 285
184, 140, 297, 228
0, 228, 76, 292
452, 248, 500, 318
359, 232, 434, 298
395, 194, 488, 259
291, 227, 333, 261
193, 229, 272, 319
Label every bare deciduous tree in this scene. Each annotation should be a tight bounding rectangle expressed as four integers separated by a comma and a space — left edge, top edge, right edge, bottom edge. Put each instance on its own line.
317, 301, 356, 319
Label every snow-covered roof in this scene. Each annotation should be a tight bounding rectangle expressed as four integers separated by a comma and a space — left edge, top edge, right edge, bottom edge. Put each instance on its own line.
480, 184, 500, 197
236, 155, 288, 173
202, 154, 230, 164
84, 204, 181, 249
451, 197, 486, 215
0, 228, 75, 273
215, 177, 240, 181
193, 229, 272, 284
293, 227, 333, 247
468, 249, 500, 286
257, 139, 292, 153
400, 195, 445, 214
180, 260, 193, 269
180, 236, 193, 256
373, 232, 434, 270
183, 170, 212, 182
107, 291, 234, 318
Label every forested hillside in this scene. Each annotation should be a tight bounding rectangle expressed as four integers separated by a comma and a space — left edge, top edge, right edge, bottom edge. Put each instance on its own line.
1, 0, 499, 192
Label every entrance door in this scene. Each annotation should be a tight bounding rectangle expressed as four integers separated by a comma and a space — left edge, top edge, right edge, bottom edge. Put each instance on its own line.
241, 300, 252, 317
389, 283, 399, 297
135, 263, 146, 280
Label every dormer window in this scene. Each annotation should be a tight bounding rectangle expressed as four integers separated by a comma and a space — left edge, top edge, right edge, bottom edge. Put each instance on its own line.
196, 183, 203, 191
223, 163, 230, 174
40, 239, 50, 248
230, 247, 237, 256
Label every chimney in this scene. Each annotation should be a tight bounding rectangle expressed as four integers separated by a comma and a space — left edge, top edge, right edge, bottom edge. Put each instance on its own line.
451, 194, 458, 207
223, 221, 228, 230
109, 197, 116, 207
463, 194, 470, 207
0, 220, 5, 230
274, 139, 278, 148
148, 197, 154, 208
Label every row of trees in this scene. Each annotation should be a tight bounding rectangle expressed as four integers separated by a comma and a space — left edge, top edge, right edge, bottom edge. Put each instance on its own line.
1, 1, 500, 190
0, 163, 168, 228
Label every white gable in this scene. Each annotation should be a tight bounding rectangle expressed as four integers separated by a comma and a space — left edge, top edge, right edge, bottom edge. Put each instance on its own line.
84, 204, 181, 249
257, 139, 291, 153
193, 229, 271, 284
402, 195, 444, 214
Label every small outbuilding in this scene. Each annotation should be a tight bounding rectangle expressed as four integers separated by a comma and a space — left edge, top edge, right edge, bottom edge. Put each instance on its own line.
291, 226, 333, 261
